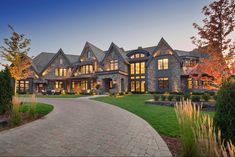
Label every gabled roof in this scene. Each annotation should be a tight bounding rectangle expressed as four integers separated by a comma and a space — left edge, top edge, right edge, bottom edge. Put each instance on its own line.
81, 42, 105, 63
32, 52, 55, 74
102, 42, 129, 64
146, 37, 181, 66
32, 49, 80, 75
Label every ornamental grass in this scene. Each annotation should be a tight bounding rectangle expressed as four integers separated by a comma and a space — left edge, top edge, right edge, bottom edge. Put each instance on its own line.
175, 100, 235, 157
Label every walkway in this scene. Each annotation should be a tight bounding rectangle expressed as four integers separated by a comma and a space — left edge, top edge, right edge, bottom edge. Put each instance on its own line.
0, 96, 171, 156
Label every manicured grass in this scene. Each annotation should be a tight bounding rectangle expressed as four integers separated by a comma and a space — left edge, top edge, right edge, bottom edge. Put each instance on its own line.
93, 94, 214, 137
20, 103, 54, 115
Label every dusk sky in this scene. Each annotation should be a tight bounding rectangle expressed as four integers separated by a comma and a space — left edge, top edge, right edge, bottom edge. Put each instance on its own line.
2, 0, 232, 67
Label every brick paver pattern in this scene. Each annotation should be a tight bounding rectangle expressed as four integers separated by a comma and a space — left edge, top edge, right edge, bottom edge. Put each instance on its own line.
0, 96, 172, 156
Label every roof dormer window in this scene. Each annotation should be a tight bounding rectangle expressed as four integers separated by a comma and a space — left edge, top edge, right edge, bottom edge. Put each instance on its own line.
130, 53, 145, 59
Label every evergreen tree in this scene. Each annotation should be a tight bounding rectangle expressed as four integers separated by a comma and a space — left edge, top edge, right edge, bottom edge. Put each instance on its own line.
214, 80, 235, 144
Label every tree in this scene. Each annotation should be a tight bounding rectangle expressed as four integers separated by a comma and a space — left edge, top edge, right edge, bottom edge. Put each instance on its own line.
0, 67, 14, 113
191, 0, 235, 87
0, 25, 32, 93
214, 80, 235, 144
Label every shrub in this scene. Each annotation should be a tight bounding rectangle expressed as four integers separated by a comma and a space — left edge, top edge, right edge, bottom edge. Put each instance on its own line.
213, 95, 217, 101
192, 92, 203, 95
153, 95, 160, 101
0, 67, 13, 113
202, 93, 210, 101
76, 91, 80, 96
184, 93, 191, 100
191, 95, 201, 102
175, 100, 235, 157
168, 95, 174, 101
10, 96, 22, 126
61, 90, 66, 95
175, 95, 182, 101
214, 81, 235, 144
161, 95, 166, 101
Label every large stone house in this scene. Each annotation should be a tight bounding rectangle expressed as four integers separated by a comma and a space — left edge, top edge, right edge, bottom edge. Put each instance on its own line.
16, 38, 212, 94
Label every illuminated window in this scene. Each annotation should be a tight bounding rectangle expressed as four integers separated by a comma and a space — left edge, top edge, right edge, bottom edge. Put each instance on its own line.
81, 80, 88, 90
55, 81, 63, 89
81, 65, 93, 74
194, 80, 198, 88
136, 63, 140, 74
55, 68, 59, 76
110, 60, 118, 70
131, 81, 135, 92
109, 80, 113, 88
158, 77, 169, 89
130, 53, 145, 59
130, 63, 134, 74
16, 80, 29, 93
140, 62, 145, 74
188, 78, 192, 89
158, 58, 168, 70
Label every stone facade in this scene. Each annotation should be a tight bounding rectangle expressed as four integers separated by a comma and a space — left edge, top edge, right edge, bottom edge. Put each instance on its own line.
18, 38, 210, 94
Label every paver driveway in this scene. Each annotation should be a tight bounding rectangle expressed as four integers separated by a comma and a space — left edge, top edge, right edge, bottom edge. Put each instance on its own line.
0, 96, 172, 156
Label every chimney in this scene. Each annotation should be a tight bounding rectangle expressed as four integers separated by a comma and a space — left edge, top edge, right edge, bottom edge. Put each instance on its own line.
138, 46, 142, 49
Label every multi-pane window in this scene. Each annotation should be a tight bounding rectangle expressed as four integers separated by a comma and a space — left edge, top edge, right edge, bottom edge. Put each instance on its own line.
130, 61, 146, 92
130, 53, 145, 59
130, 80, 145, 92
188, 78, 193, 89
110, 60, 118, 70
81, 80, 88, 90
158, 77, 169, 89
81, 65, 93, 74
16, 80, 29, 93
130, 62, 145, 75
55, 81, 63, 89
55, 68, 67, 77
158, 58, 168, 70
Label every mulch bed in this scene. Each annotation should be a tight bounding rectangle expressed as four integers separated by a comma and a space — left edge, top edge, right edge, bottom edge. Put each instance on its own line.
0, 113, 44, 132
161, 134, 181, 157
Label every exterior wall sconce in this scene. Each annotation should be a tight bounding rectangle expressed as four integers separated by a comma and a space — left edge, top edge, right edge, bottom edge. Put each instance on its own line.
113, 79, 117, 84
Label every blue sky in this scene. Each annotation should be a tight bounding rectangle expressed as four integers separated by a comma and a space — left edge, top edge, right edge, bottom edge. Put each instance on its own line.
0, 0, 225, 66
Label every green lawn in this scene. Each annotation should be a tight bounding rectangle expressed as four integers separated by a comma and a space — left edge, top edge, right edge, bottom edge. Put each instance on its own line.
20, 103, 54, 115
93, 94, 214, 137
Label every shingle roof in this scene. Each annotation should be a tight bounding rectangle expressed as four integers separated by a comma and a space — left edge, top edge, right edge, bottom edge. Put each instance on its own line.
174, 50, 209, 58
86, 42, 105, 62
32, 52, 80, 74
125, 46, 157, 55
32, 52, 55, 74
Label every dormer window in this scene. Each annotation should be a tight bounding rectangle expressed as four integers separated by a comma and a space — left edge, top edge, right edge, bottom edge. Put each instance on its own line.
87, 51, 91, 58
130, 53, 145, 59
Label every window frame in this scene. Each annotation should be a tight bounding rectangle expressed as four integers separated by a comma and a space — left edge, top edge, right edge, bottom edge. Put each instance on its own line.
158, 58, 169, 70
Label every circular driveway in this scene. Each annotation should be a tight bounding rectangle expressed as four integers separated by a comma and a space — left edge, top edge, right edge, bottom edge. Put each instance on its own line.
0, 96, 171, 156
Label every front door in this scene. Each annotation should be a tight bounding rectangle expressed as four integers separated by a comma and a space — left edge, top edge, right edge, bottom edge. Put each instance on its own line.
37, 84, 44, 92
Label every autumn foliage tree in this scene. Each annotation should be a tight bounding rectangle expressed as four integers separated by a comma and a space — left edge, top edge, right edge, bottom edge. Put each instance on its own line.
0, 25, 32, 93
191, 0, 235, 87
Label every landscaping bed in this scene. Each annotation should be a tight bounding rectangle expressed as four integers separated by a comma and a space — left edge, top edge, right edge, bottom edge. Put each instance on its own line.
0, 103, 53, 132
145, 99, 215, 111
